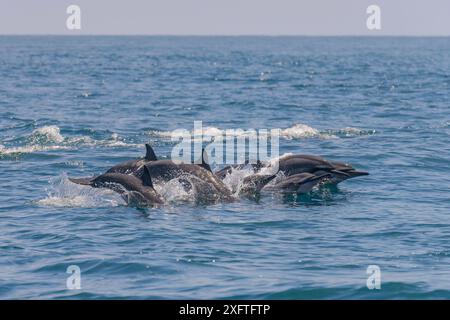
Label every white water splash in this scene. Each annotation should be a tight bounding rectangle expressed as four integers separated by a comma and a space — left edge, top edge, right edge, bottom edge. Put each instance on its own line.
37, 173, 125, 208
0, 125, 70, 155
32, 125, 65, 143
153, 177, 195, 203
0, 144, 70, 155
218, 153, 297, 195
149, 123, 373, 141
326, 127, 376, 137
0, 126, 141, 157
155, 173, 237, 204
279, 124, 329, 139
222, 166, 255, 195
255, 154, 282, 174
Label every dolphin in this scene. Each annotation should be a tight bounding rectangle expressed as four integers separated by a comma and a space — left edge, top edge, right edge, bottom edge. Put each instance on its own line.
263, 172, 332, 193
69, 166, 164, 206
177, 175, 232, 203
106, 143, 157, 175
214, 160, 263, 179
261, 154, 368, 184
276, 154, 335, 175
237, 174, 276, 195
326, 160, 369, 183
141, 149, 234, 201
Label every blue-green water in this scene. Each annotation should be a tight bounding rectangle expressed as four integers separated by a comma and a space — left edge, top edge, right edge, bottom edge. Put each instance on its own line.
0, 36, 449, 299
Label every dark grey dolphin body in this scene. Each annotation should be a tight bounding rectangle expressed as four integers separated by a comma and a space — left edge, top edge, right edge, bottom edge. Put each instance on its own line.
276, 155, 335, 175
177, 175, 231, 203
263, 172, 332, 193
214, 154, 367, 193
278, 155, 367, 177
325, 160, 369, 183
237, 174, 276, 195
143, 160, 234, 201
106, 144, 157, 175
69, 167, 164, 206
69, 142, 368, 203
255, 155, 368, 184
278, 154, 369, 182
69, 146, 234, 204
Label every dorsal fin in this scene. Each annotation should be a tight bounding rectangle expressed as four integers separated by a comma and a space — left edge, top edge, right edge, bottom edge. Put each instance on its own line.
145, 143, 157, 161
201, 148, 212, 172
142, 165, 154, 188
254, 160, 263, 170
195, 148, 212, 172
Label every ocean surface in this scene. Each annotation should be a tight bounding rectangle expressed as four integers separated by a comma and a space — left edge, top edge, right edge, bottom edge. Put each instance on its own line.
0, 36, 449, 299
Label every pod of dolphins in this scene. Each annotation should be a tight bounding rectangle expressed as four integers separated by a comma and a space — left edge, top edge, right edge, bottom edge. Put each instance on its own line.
69, 144, 369, 207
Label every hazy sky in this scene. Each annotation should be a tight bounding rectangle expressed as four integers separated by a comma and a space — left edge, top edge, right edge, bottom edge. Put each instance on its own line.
0, 0, 449, 35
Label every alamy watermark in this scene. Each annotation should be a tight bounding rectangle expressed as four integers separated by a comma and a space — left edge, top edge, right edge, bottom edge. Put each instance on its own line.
170, 121, 280, 172
66, 5, 81, 30
366, 265, 381, 290
64, 5, 382, 35
366, 5, 381, 31
66, 265, 81, 290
